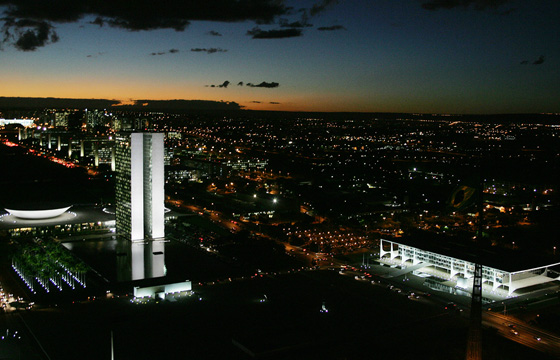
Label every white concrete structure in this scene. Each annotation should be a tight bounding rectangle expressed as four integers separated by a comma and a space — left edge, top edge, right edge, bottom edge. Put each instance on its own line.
134, 281, 192, 299
4, 206, 72, 220
116, 132, 165, 241
380, 238, 560, 296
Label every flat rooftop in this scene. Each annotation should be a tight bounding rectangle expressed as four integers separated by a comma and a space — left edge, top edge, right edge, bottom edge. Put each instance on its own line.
385, 235, 560, 273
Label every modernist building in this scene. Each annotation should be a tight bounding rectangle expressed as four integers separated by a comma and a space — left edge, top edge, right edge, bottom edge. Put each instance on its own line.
4, 205, 72, 220
115, 132, 165, 241
380, 238, 560, 297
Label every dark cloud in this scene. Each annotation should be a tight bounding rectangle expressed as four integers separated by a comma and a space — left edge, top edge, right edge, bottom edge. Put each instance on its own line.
207, 30, 222, 36
86, 52, 105, 58
1, 18, 58, 51
207, 80, 230, 88
279, 19, 312, 28
287, 1, 336, 30
533, 55, 544, 65
101, 17, 189, 31
1, 0, 289, 50
251, 101, 262, 103
247, 27, 302, 39
150, 49, 179, 56
208, 80, 279, 88
269, 102, 280, 104
247, 81, 279, 88
317, 25, 345, 31
0, 97, 242, 111
90, 17, 104, 27
421, 0, 511, 11
520, 60, 528, 65
278, 11, 312, 28
190, 47, 227, 54
309, 0, 339, 16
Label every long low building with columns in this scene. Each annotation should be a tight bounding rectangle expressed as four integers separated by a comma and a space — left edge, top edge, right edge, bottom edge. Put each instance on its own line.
379, 238, 560, 298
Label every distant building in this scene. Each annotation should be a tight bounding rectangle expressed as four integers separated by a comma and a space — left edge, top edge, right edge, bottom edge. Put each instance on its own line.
85, 109, 108, 131
0, 118, 35, 127
54, 111, 70, 127
115, 132, 165, 241
224, 158, 268, 171
166, 165, 199, 183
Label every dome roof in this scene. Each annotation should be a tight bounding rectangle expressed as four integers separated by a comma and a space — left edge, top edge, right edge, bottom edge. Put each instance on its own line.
5, 206, 72, 220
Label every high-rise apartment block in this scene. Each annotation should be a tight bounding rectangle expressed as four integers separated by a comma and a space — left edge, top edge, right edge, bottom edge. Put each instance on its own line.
115, 132, 165, 241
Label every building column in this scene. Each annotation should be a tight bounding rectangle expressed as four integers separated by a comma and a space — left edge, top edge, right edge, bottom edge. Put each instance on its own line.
47, 134, 52, 149
504, 273, 512, 296
412, 248, 419, 265
492, 272, 500, 291
450, 263, 458, 279
68, 140, 72, 157
94, 142, 99, 167
379, 239, 388, 258
111, 146, 116, 171
57, 136, 61, 151
80, 140, 85, 157
389, 242, 397, 260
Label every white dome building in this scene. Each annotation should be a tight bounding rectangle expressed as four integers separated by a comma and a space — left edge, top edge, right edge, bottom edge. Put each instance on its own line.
4, 206, 72, 220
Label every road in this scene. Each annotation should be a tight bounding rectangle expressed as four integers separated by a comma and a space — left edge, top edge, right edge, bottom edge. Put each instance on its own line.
169, 201, 239, 232
482, 311, 560, 357
0, 281, 48, 359
329, 263, 560, 358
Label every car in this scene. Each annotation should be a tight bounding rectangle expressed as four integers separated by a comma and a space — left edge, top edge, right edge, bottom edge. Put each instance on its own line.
534, 336, 541, 341
445, 303, 457, 310
510, 329, 519, 336
408, 292, 420, 299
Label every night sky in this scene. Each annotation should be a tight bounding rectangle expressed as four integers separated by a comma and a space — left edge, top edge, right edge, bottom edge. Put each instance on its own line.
1, 0, 558, 113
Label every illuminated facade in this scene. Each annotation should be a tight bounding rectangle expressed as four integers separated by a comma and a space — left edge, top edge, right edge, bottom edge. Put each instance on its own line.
4, 206, 71, 220
380, 239, 560, 297
115, 132, 165, 241
0, 118, 35, 127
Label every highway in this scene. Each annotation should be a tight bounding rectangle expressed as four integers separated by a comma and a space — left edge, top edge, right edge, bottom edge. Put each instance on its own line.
482, 311, 560, 357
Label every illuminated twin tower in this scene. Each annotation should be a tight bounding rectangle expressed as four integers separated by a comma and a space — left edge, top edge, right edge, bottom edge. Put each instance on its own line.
115, 132, 165, 241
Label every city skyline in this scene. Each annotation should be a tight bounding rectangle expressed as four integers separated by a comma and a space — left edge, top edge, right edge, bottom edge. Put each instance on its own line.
2, 110, 560, 359
1, 0, 559, 114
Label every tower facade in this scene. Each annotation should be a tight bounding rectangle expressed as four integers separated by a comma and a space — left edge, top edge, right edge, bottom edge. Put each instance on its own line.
115, 132, 165, 241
